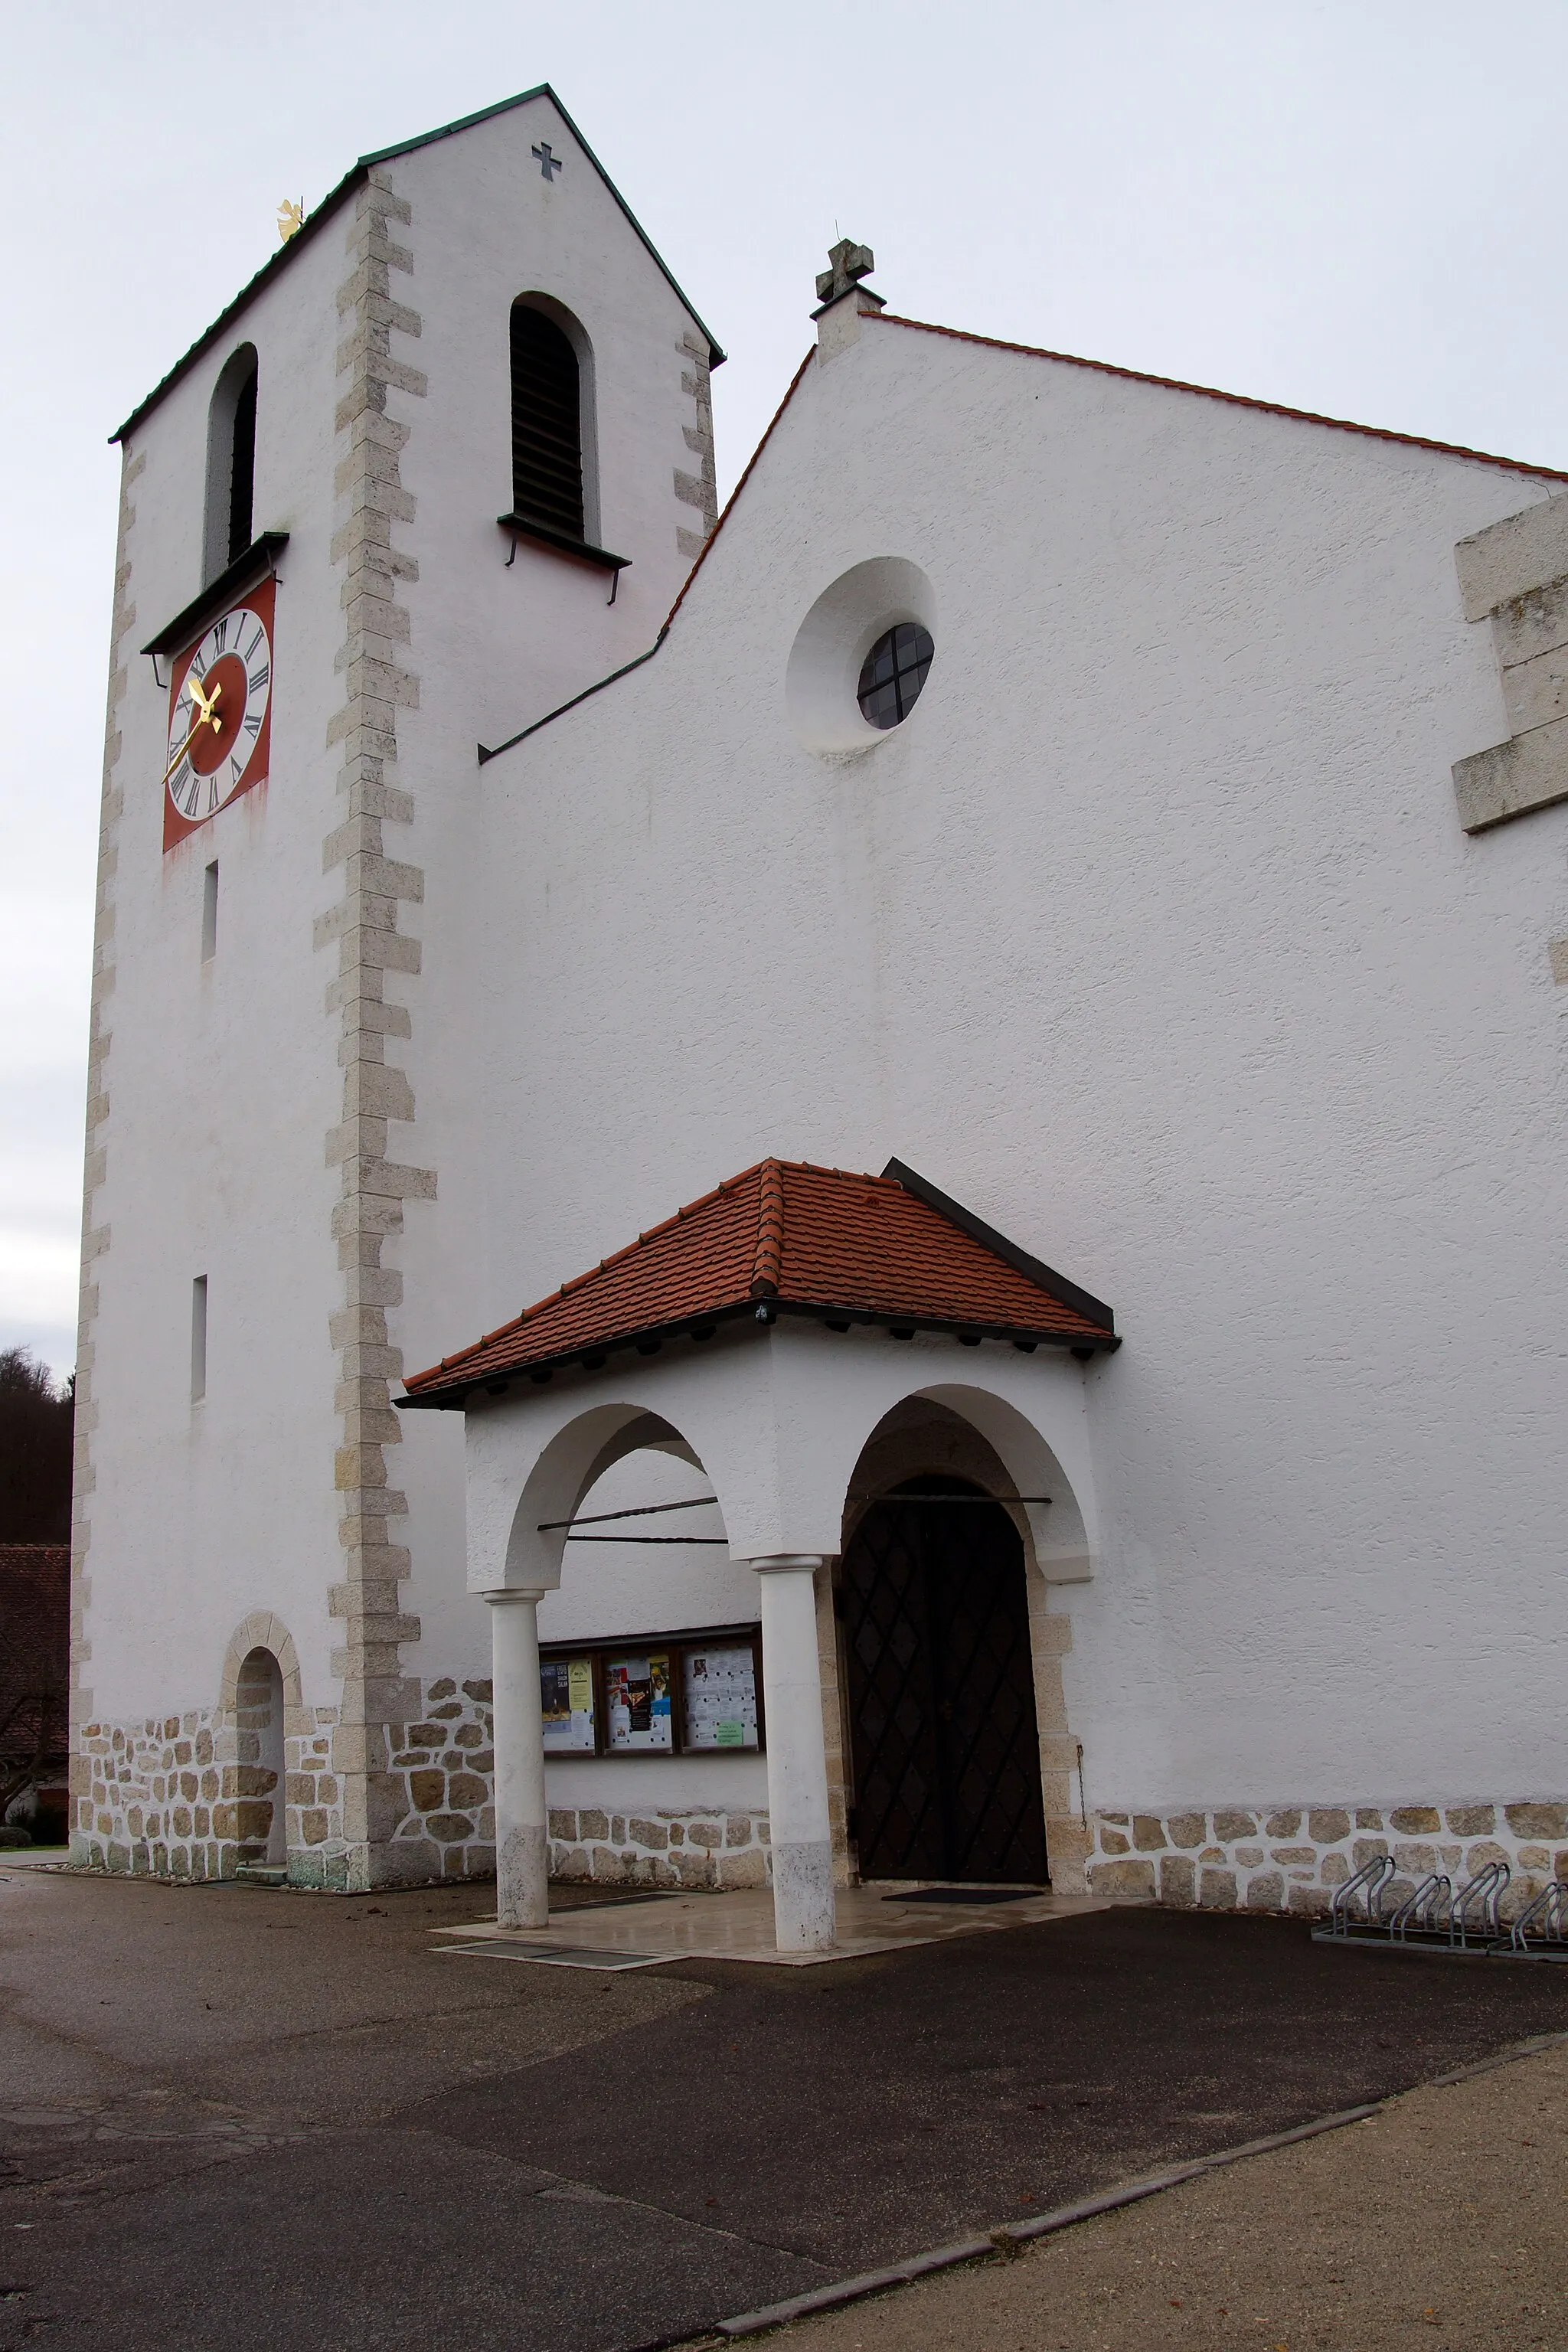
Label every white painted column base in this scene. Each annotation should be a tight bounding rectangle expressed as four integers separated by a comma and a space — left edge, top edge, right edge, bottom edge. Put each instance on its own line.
753, 1556, 837, 1953
486, 1589, 548, 1930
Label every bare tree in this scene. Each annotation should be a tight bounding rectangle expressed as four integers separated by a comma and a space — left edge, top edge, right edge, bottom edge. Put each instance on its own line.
0, 1349, 74, 1544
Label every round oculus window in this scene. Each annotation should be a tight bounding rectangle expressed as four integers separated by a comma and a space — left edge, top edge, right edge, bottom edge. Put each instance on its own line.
857, 622, 934, 730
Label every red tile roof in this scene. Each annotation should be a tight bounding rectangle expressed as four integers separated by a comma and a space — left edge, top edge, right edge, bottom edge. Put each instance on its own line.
401, 1159, 1116, 1409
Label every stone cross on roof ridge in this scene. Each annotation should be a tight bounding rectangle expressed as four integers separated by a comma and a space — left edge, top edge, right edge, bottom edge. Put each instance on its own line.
815, 239, 876, 304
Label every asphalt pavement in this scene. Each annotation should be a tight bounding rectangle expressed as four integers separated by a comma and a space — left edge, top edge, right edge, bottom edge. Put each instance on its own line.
2, 1864, 1565, 2350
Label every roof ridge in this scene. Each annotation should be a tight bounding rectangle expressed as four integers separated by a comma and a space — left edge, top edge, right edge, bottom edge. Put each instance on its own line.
660, 348, 815, 634
750, 1161, 785, 1298
869, 312, 1568, 485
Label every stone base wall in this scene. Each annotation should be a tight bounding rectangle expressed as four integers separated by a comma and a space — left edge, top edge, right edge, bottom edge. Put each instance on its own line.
70, 1674, 498, 1890
549, 1805, 771, 1890
1085, 1801, 1568, 1919
72, 1707, 238, 1880
376, 1676, 496, 1889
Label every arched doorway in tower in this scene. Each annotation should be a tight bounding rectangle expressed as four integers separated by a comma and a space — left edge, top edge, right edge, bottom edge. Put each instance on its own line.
234, 1647, 286, 1868
841, 1475, 1049, 1885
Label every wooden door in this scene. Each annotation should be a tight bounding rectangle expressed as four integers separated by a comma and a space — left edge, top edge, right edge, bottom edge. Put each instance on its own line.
841, 1477, 1050, 1884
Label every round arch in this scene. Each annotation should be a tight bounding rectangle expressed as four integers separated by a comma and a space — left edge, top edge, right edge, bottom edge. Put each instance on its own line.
829, 1381, 1091, 1893
217, 1609, 304, 1717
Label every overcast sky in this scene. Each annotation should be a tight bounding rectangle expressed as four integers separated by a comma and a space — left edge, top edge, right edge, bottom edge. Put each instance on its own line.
3, 0, 1566, 1382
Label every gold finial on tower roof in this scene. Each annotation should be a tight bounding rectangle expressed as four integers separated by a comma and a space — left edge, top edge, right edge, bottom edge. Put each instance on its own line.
276, 198, 305, 243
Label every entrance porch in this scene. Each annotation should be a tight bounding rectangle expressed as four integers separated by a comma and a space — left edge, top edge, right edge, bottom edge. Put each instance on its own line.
400, 1157, 1118, 1953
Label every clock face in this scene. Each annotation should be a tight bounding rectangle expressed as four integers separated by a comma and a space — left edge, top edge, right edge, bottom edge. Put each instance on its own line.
163, 577, 275, 851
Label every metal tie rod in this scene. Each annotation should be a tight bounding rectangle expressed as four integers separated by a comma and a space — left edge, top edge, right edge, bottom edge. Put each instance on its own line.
541, 1491, 1051, 1535
538, 1495, 719, 1531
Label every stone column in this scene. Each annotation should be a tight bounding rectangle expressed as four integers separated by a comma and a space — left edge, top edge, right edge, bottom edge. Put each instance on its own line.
753, 1557, 836, 1952
486, 1589, 547, 1930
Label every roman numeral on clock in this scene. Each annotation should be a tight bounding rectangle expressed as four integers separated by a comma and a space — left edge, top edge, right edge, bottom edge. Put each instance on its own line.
162, 586, 273, 847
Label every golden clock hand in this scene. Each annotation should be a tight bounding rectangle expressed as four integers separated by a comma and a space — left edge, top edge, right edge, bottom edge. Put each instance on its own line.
162, 685, 224, 784
162, 720, 207, 785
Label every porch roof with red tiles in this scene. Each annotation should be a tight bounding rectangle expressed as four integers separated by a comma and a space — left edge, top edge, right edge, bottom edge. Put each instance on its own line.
400, 1158, 1116, 1410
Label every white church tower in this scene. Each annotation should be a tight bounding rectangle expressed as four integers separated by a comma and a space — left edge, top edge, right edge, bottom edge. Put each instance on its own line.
74, 89, 721, 1889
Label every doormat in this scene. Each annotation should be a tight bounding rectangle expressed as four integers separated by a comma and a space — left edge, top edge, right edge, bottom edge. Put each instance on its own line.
884, 1885, 1048, 1906
433, 1942, 668, 1971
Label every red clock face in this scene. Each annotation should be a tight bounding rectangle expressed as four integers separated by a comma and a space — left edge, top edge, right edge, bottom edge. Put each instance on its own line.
163, 577, 275, 851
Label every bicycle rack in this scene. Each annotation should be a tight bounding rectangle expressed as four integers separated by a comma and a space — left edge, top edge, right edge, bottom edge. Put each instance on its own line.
1325, 1854, 1396, 1939
1388, 1873, 1451, 1943
1449, 1860, 1509, 1951
1315, 1857, 1568, 1963
1499, 1879, 1568, 1962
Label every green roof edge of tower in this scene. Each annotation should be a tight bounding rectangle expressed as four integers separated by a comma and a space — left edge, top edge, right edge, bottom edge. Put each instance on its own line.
109, 82, 724, 446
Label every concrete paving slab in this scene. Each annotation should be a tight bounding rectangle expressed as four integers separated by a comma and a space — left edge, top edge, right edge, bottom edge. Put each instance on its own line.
431, 1882, 1111, 1967
436, 1941, 676, 1971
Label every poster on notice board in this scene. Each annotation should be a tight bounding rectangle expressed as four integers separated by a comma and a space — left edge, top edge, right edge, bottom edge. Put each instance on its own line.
605, 1653, 673, 1750
541, 1655, 596, 1752
682, 1645, 759, 1749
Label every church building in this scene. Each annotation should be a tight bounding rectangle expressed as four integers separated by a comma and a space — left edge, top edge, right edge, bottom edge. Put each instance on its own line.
74, 86, 1568, 1949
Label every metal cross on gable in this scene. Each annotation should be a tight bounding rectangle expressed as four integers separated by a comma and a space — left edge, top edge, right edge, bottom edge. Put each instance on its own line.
815, 237, 874, 304
532, 141, 563, 181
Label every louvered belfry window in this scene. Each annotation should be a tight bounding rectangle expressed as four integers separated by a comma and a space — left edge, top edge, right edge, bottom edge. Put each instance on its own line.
510, 302, 585, 541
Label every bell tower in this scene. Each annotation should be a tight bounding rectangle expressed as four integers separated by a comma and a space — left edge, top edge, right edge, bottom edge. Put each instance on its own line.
75, 87, 724, 1890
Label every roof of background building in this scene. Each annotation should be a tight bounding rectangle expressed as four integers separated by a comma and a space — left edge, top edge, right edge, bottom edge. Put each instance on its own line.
0, 1547, 70, 1767
400, 1157, 1116, 1409
111, 83, 724, 445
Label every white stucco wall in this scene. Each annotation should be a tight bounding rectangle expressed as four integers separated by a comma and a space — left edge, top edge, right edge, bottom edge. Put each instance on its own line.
446, 312, 1568, 1816
88, 100, 1566, 1850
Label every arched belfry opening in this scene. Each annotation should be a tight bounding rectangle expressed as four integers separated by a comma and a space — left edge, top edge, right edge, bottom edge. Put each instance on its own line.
509, 297, 592, 544
839, 1472, 1048, 1886
203, 343, 258, 583
234, 1645, 286, 1867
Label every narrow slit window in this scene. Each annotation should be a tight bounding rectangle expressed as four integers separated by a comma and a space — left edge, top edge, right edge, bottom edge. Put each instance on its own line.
227, 365, 256, 564
510, 302, 584, 540
201, 862, 219, 962
191, 1276, 208, 1403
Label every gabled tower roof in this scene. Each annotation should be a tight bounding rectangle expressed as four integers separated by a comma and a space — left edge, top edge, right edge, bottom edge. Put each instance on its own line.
111, 84, 724, 444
